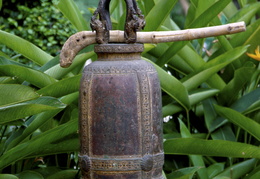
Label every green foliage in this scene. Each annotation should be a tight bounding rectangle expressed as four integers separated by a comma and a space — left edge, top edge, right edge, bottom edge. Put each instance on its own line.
0, 0, 76, 59
0, 0, 259, 178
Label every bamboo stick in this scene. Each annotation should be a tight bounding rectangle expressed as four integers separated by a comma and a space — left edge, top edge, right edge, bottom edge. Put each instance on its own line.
60, 22, 246, 67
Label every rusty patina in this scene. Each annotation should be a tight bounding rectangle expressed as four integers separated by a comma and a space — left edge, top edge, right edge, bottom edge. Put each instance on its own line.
78, 44, 164, 178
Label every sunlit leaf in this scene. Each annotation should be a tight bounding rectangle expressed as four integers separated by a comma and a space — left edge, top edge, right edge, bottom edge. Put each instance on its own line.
37, 75, 81, 97
0, 174, 18, 179
164, 138, 260, 158
0, 97, 66, 125
5, 93, 78, 151
0, 84, 39, 106
144, 0, 178, 31
16, 171, 44, 179
229, 2, 260, 24
0, 65, 57, 88
182, 46, 248, 90
55, 0, 89, 31
0, 30, 53, 65
167, 167, 202, 179
0, 119, 78, 170
213, 159, 258, 179
179, 119, 208, 179
44, 52, 95, 79
143, 57, 190, 110
215, 105, 260, 141
46, 170, 78, 179
157, 0, 232, 66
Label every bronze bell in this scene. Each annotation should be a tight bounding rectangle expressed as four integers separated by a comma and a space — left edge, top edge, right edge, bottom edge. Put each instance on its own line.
79, 43, 164, 178
59, 0, 247, 178
71, 0, 164, 178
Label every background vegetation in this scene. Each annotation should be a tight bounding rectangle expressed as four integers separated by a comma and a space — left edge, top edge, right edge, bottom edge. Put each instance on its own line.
0, 0, 259, 178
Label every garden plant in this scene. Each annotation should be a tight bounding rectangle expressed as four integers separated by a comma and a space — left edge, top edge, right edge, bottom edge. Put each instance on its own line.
0, 0, 259, 178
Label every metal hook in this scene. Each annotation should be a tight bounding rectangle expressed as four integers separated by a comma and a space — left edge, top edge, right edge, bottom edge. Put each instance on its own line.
90, 0, 145, 44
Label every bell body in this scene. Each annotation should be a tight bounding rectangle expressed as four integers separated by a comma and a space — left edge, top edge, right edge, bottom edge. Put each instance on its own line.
79, 44, 164, 179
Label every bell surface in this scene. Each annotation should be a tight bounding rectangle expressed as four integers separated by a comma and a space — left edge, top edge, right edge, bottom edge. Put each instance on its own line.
79, 44, 164, 179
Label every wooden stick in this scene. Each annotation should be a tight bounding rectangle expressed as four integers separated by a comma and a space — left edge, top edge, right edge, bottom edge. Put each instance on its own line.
60, 22, 246, 67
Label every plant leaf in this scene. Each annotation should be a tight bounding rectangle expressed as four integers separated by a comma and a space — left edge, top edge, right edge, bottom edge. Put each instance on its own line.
0, 97, 66, 125
0, 64, 57, 88
0, 119, 79, 170
0, 84, 39, 106
0, 174, 19, 179
143, 57, 190, 110
179, 119, 208, 179
37, 74, 81, 98
16, 171, 44, 179
164, 138, 260, 158
0, 30, 53, 65
5, 93, 79, 151
46, 170, 78, 179
182, 46, 249, 90
44, 52, 95, 79
214, 105, 260, 141
55, 0, 89, 31
144, 0, 178, 31
167, 167, 202, 179
213, 159, 258, 179
157, 0, 232, 66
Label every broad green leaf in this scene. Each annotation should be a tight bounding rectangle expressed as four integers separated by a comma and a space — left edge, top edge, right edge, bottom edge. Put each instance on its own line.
238, 0, 247, 8
167, 167, 202, 179
0, 76, 17, 84
142, 0, 155, 16
189, 89, 220, 106
0, 30, 53, 65
46, 170, 78, 179
209, 88, 260, 132
218, 64, 256, 105
185, 0, 216, 28
243, 100, 260, 115
0, 174, 18, 179
230, 19, 260, 49
164, 138, 260, 158
33, 167, 62, 178
162, 89, 219, 116
144, 0, 178, 31
211, 125, 236, 141
0, 50, 11, 60
207, 163, 225, 178
230, 88, 260, 112
213, 159, 258, 179
0, 97, 66, 125
5, 93, 79, 151
249, 172, 260, 179
182, 46, 248, 91
5, 109, 62, 151
229, 2, 260, 24
244, 165, 260, 179
0, 65, 57, 88
55, 0, 89, 31
44, 51, 95, 79
0, 0, 2, 10
157, 0, 232, 67
38, 75, 81, 97
0, 119, 79, 170
143, 57, 190, 110
179, 119, 208, 179
0, 84, 39, 106
203, 98, 217, 131
215, 105, 260, 141
243, 23, 260, 53
16, 171, 44, 179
